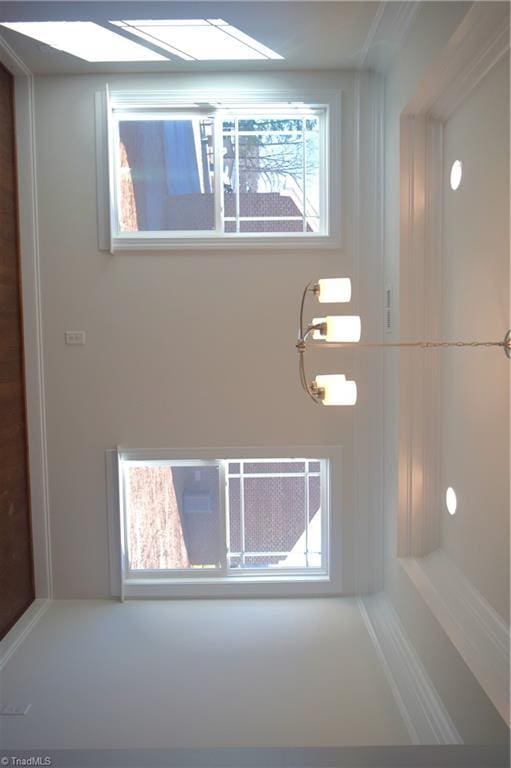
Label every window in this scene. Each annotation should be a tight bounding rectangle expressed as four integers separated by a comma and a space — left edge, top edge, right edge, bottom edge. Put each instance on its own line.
0, 19, 283, 62
122, 457, 326, 575
111, 19, 284, 61
108, 447, 341, 598
104, 89, 340, 250
0, 21, 170, 62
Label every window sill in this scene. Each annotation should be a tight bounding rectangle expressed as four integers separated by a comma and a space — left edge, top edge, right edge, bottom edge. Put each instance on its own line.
121, 575, 335, 600
125, 574, 330, 586
110, 233, 338, 252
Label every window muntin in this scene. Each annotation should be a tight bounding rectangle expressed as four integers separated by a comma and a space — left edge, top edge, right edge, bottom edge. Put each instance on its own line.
110, 103, 328, 241
119, 457, 329, 582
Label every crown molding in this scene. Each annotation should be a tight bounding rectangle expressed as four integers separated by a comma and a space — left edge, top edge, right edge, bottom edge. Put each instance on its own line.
355, 2, 387, 71
357, 1, 420, 73
406, 2, 510, 119
401, 551, 510, 725
359, 592, 462, 745
0, 32, 31, 77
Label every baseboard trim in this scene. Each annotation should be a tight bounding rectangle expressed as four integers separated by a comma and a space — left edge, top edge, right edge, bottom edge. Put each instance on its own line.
0, 599, 51, 672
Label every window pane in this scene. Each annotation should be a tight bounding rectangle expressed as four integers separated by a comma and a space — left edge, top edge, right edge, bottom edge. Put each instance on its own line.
243, 476, 305, 560
126, 463, 221, 570
221, 116, 322, 235
305, 135, 320, 220
238, 132, 303, 225
309, 474, 320, 522
226, 459, 324, 571
118, 118, 215, 232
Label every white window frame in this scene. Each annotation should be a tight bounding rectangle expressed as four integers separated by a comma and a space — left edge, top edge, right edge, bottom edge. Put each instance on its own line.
99, 87, 342, 252
106, 445, 343, 599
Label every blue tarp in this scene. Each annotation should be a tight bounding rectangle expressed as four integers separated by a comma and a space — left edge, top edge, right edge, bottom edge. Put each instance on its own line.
164, 122, 200, 196
119, 120, 202, 231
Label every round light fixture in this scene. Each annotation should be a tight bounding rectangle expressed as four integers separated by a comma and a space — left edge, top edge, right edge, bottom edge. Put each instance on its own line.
450, 160, 463, 191
446, 487, 457, 515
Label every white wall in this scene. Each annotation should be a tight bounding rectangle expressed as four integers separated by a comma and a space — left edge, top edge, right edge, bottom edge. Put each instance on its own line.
0, 598, 410, 749
440, 54, 510, 621
383, 1, 509, 744
32, 70, 368, 598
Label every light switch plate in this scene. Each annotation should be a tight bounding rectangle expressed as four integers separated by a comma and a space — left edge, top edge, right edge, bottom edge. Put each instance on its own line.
1, 704, 31, 716
65, 331, 86, 345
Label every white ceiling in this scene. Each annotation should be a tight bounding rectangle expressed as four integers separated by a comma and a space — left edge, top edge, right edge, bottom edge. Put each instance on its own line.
0, 1, 412, 74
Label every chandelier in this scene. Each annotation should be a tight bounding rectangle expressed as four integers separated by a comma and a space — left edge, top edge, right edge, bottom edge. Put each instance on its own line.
297, 278, 511, 406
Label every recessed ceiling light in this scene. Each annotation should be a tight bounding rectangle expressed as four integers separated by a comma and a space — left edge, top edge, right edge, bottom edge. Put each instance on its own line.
111, 19, 284, 61
446, 487, 457, 515
0, 21, 168, 62
450, 160, 463, 191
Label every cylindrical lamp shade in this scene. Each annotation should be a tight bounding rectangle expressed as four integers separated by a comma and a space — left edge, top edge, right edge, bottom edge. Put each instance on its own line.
312, 315, 361, 343
317, 278, 351, 303
315, 374, 357, 405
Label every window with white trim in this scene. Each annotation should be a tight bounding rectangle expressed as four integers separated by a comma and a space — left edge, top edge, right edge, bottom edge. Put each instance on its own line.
105, 90, 339, 249
115, 453, 333, 595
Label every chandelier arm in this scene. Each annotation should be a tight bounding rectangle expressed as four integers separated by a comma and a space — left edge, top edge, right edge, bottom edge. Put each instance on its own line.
299, 281, 317, 340
298, 347, 322, 404
295, 272, 511, 407
303, 324, 322, 342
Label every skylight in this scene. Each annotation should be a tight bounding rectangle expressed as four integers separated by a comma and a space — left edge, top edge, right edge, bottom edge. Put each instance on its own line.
0, 21, 168, 62
111, 19, 284, 61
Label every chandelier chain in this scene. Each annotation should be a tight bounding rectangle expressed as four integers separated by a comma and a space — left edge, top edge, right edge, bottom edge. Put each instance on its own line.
302, 339, 506, 350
